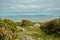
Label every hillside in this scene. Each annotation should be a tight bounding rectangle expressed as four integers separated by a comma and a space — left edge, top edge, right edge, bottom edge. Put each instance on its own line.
0, 18, 60, 40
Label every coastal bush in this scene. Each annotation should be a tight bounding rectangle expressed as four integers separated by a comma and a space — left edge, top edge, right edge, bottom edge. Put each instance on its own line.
0, 19, 20, 40
21, 20, 34, 26
40, 18, 60, 34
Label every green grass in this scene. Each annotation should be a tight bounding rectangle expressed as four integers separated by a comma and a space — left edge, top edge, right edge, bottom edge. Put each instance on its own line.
0, 18, 60, 40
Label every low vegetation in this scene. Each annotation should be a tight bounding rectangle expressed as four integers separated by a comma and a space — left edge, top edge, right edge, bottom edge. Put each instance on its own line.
0, 18, 60, 40
40, 18, 60, 34
20, 20, 34, 27
0, 19, 20, 40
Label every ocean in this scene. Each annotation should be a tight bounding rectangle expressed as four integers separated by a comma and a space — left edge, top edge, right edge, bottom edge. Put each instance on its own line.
0, 15, 59, 22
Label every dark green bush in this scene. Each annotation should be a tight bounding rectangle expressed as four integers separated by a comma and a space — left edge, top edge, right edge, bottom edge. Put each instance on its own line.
0, 32, 4, 40
21, 20, 34, 26
40, 18, 60, 34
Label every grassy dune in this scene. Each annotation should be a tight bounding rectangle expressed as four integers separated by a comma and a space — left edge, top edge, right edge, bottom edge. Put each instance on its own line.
0, 18, 60, 40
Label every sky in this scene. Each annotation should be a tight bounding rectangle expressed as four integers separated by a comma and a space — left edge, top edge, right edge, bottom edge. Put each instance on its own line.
0, 0, 60, 17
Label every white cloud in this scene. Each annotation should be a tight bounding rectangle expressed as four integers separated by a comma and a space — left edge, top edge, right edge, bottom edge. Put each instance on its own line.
9, 4, 50, 9
23, 0, 34, 3
46, 8, 60, 11
9, 4, 60, 11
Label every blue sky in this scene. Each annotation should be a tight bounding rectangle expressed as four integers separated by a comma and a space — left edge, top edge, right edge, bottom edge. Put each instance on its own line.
0, 0, 60, 17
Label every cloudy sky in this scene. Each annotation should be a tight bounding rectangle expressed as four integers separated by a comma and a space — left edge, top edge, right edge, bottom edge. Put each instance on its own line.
0, 0, 60, 17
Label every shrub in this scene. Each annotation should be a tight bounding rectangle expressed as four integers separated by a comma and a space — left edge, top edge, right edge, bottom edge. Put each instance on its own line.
21, 20, 34, 26
0, 19, 20, 40
40, 18, 60, 34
